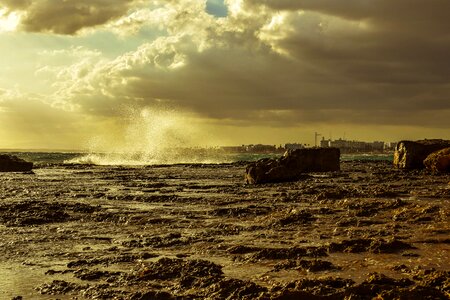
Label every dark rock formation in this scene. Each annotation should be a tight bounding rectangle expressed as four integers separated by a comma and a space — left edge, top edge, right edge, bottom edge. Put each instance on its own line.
393, 140, 450, 170
0, 154, 33, 172
423, 147, 450, 173
245, 148, 340, 184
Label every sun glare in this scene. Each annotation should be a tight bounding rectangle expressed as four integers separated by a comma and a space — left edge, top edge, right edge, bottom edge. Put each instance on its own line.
0, 9, 20, 32
226, 0, 243, 16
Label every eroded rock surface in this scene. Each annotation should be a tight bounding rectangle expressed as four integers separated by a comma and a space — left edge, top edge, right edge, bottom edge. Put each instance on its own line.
246, 148, 340, 184
0, 160, 448, 299
424, 147, 450, 173
394, 140, 450, 170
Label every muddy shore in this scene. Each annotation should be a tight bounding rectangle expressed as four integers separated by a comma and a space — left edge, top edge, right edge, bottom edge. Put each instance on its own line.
0, 160, 449, 299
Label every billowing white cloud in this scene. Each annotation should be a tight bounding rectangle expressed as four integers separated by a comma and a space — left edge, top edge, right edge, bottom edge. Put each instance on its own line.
0, 0, 449, 149
45, 0, 449, 128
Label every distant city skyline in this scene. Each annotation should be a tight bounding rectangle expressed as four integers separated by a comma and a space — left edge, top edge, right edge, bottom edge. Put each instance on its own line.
0, 129, 443, 152
1, 136, 397, 153
0, 1, 449, 150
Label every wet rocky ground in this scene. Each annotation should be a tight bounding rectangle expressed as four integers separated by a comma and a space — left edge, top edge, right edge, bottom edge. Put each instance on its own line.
0, 160, 449, 299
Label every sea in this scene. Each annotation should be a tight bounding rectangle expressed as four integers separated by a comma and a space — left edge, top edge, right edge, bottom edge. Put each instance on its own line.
1, 150, 394, 166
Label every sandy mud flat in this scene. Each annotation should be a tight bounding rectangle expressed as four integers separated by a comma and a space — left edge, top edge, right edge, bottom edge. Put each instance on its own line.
0, 160, 449, 299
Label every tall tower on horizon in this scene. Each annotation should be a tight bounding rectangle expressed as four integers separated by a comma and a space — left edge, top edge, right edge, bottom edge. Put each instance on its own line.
314, 132, 322, 147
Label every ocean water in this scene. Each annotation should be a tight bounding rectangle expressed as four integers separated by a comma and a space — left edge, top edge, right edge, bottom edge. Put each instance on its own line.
2, 151, 394, 166
340, 153, 394, 162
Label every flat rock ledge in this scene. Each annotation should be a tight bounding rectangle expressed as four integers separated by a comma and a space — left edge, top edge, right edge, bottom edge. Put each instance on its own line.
0, 154, 33, 172
245, 148, 340, 184
394, 139, 450, 170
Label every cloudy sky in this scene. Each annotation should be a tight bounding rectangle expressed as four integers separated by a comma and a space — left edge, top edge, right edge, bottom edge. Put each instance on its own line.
0, 0, 449, 150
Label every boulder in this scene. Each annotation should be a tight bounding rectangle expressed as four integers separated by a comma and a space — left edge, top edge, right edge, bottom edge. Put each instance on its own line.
423, 147, 450, 173
393, 140, 450, 170
245, 148, 340, 184
0, 154, 33, 172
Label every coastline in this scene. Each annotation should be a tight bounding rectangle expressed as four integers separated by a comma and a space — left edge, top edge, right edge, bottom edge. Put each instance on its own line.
0, 159, 448, 299
0, 150, 394, 166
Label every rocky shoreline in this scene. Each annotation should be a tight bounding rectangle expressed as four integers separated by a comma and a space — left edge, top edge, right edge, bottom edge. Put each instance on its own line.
0, 160, 449, 299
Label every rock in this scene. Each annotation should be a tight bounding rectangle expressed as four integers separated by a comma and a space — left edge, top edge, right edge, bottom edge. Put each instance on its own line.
423, 147, 450, 173
245, 148, 340, 184
393, 140, 450, 170
273, 259, 340, 272
0, 154, 33, 172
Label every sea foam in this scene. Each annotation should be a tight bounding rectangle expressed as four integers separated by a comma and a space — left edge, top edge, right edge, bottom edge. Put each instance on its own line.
65, 107, 227, 165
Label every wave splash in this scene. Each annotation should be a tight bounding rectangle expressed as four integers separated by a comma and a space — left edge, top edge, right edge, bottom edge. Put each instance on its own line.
65, 107, 228, 165
66, 149, 230, 165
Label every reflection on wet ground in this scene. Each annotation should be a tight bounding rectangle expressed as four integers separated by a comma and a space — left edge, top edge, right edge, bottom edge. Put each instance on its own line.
0, 161, 449, 299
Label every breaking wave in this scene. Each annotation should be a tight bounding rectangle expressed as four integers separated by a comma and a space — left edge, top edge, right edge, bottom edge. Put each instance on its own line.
66, 149, 231, 165
65, 107, 228, 165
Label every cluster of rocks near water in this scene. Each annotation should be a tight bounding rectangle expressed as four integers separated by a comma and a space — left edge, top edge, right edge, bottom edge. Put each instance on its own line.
245, 148, 340, 184
394, 139, 450, 172
1, 154, 448, 299
0, 154, 33, 172
1, 139, 449, 177
245, 139, 450, 184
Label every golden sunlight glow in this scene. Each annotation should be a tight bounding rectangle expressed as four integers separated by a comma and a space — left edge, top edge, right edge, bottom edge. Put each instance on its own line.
0, 9, 20, 32
265, 13, 287, 31
0, 1, 448, 150
226, 0, 243, 16
258, 12, 290, 56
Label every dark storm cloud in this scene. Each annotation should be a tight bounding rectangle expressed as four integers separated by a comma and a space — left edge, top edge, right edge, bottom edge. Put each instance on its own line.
247, 0, 450, 30
237, 0, 450, 124
52, 0, 450, 129
0, 0, 30, 10
245, 0, 450, 80
0, 0, 137, 34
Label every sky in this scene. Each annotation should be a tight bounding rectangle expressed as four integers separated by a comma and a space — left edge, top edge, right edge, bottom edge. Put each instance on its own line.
0, 0, 449, 150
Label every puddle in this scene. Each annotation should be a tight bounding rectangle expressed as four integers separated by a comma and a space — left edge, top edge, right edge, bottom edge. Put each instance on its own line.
0, 262, 80, 300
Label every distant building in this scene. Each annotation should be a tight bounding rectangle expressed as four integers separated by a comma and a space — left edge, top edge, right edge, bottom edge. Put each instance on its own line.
246, 144, 277, 153
320, 138, 391, 153
220, 144, 280, 153
320, 139, 330, 148
330, 138, 349, 149
284, 143, 305, 150
372, 141, 385, 151
384, 142, 398, 151
221, 146, 246, 153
